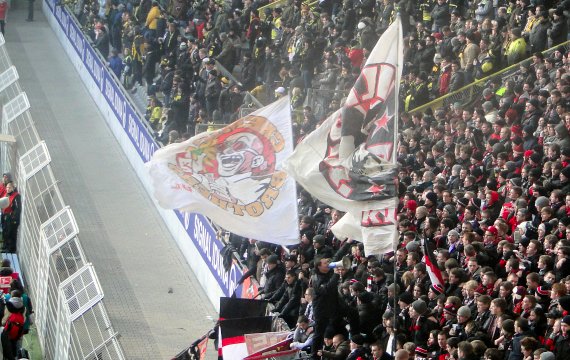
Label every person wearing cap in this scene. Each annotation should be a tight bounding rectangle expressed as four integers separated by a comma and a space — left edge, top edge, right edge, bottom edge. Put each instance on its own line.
259, 254, 285, 299
346, 334, 368, 360
553, 315, 570, 358
410, 299, 438, 347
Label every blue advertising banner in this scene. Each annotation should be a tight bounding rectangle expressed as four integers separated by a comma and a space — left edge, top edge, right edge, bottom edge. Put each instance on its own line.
45, 2, 251, 299
176, 211, 244, 297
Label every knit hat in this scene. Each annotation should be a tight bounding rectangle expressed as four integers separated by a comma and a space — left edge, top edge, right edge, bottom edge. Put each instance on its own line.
546, 309, 563, 319
387, 283, 400, 293
487, 226, 498, 236
558, 295, 570, 312
513, 285, 527, 301
313, 235, 325, 245
406, 241, 420, 253
536, 285, 551, 298
540, 352, 555, 360
535, 196, 550, 209
415, 346, 428, 356
266, 254, 279, 265
454, 198, 467, 208
482, 101, 494, 113
351, 334, 365, 345
457, 306, 471, 318
528, 98, 541, 109
444, 204, 456, 215
399, 292, 414, 305
562, 166, 570, 179
471, 151, 484, 161
426, 192, 438, 204
444, 304, 458, 315
563, 316, 570, 326
412, 299, 428, 315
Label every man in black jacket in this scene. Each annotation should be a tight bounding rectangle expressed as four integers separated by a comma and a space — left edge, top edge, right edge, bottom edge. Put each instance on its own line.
261, 255, 285, 299
311, 257, 341, 359
269, 270, 301, 328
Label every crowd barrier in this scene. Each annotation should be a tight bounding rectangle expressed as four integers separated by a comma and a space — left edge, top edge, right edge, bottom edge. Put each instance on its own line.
409, 40, 570, 114
42, 1, 260, 312
0, 33, 125, 359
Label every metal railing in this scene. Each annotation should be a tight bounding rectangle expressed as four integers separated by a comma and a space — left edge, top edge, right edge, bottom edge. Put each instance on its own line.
408, 40, 570, 114
0, 33, 126, 360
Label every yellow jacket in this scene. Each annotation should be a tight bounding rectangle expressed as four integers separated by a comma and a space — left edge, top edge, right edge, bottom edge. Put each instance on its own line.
145, 6, 160, 30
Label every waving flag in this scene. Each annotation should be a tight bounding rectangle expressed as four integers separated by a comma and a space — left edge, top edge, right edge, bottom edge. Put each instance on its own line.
146, 97, 299, 246
423, 238, 444, 289
284, 18, 404, 256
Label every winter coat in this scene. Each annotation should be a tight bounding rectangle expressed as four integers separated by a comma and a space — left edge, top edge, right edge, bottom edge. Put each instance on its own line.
529, 19, 549, 53
431, 3, 450, 27
311, 270, 340, 320
549, 18, 568, 48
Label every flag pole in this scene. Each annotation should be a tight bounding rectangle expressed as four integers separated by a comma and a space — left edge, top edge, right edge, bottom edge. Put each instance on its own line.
392, 13, 402, 358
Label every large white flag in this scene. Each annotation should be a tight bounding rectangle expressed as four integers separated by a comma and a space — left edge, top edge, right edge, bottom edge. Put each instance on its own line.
147, 97, 299, 245
284, 18, 403, 256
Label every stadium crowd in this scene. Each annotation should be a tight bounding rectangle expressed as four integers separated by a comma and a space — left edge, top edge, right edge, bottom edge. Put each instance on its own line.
73, 0, 568, 144
63, 0, 570, 359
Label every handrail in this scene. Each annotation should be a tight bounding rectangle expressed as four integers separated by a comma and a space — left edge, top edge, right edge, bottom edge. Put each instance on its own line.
408, 39, 570, 114
258, 0, 288, 20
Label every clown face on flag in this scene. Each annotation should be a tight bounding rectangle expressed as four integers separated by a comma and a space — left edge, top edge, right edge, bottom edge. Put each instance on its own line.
147, 97, 299, 246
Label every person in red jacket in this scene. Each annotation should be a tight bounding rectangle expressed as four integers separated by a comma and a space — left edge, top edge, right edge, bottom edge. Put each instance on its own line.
1, 295, 25, 360
0, 0, 8, 35
1, 182, 20, 253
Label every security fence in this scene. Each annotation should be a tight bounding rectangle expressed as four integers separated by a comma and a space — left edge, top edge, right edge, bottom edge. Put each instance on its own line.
408, 40, 570, 114
0, 33, 126, 360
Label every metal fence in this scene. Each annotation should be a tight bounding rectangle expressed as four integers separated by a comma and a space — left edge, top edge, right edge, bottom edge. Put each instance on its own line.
0, 33, 126, 360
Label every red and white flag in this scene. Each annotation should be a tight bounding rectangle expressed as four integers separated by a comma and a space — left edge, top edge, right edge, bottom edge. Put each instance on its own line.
220, 317, 273, 360
284, 18, 404, 256
423, 238, 444, 289
146, 97, 299, 246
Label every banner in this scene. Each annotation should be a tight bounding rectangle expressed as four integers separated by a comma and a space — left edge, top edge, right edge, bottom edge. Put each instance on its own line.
284, 18, 404, 256
220, 317, 273, 360
147, 97, 299, 246
220, 297, 268, 319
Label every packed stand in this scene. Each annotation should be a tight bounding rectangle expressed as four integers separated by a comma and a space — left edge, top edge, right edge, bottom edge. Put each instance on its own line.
63, 0, 570, 359
66, 0, 568, 146
231, 40, 570, 360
